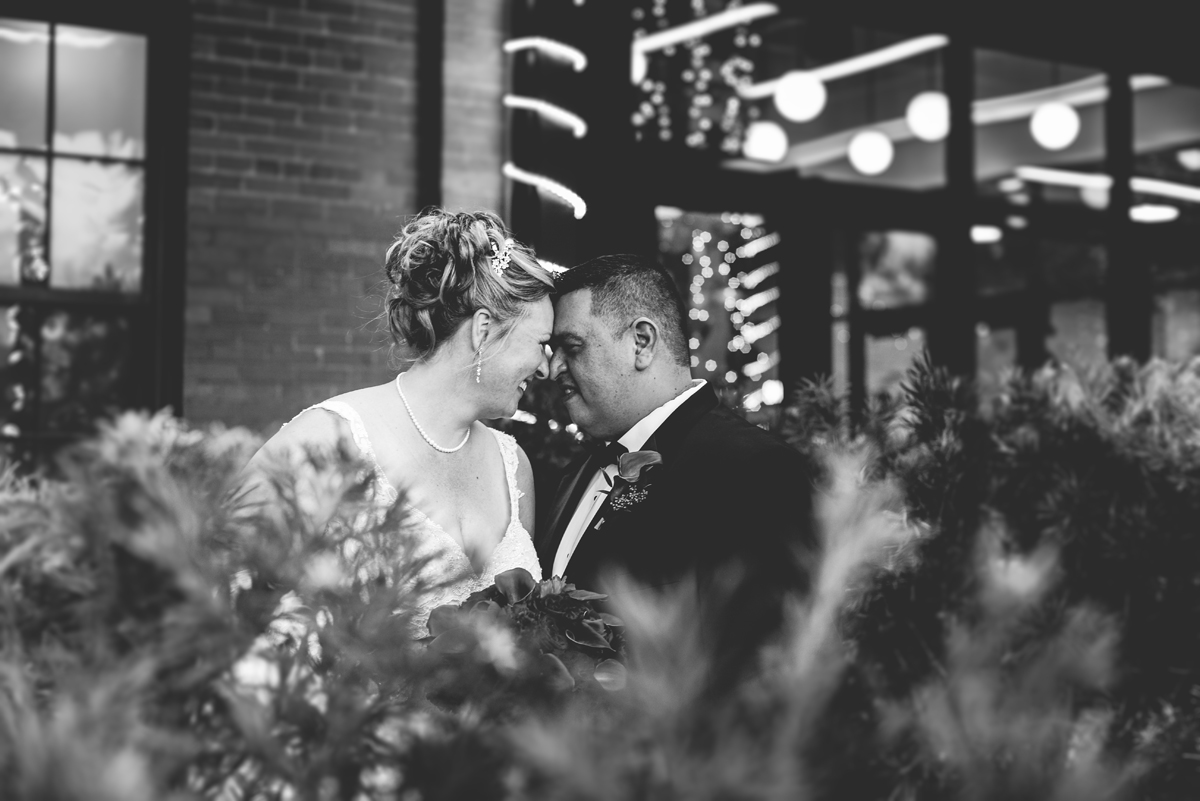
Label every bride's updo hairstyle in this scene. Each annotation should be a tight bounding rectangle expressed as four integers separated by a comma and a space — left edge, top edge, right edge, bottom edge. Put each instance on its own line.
383, 208, 553, 360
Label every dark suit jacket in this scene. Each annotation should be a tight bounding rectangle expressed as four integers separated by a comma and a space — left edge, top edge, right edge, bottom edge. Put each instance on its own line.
535, 385, 815, 684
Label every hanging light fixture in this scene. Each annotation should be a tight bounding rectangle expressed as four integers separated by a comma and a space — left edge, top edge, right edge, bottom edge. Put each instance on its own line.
743, 121, 789, 162
848, 130, 894, 175
1030, 101, 1081, 150
905, 90, 949, 142
773, 70, 827, 122
1130, 203, 1179, 223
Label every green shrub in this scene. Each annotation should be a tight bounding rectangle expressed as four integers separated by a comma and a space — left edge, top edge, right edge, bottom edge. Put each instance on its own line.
1, 355, 1196, 800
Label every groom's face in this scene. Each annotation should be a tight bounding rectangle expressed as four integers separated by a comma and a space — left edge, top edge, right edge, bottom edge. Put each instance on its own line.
550, 289, 636, 441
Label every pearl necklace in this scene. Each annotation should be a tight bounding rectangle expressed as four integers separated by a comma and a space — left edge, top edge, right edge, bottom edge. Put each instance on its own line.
395, 373, 471, 454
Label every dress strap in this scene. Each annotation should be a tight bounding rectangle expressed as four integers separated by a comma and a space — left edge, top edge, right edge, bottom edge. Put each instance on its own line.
488, 427, 524, 521
285, 400, 379, 467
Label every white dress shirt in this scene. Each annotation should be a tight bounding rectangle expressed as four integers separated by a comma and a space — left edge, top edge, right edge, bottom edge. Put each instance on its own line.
552, 379, 706, 578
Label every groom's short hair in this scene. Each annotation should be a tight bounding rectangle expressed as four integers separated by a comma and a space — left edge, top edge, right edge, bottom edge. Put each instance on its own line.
555, 254, 690, 367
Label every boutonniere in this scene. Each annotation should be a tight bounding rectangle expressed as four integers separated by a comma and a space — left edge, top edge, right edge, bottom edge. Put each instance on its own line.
607, 450, 663, 512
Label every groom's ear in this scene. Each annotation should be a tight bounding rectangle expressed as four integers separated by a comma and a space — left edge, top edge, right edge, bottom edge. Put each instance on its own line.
631, 318, 659, 371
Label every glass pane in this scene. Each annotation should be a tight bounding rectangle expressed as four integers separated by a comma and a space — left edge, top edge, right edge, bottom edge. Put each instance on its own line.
1133, 80, 1200, 226
54, 26, 146, 159
975, 51, 1106, 208
1, 305, 37, 437
1047, 298, 1106, 373
0, 154, 49, 286
858, 229, 935, 309
39, 309, 133, 432
1152, 288, 1200, 362
974, 220, 1030, 296
867, 326, 924, 397
656, 206, 783, 411
832, 320, 849, 398
49, 157, 144, 292
1041, 233, 1105, 297
977, 324, 1016, 406
0, 19, 49, 150
723, 18, 947, 189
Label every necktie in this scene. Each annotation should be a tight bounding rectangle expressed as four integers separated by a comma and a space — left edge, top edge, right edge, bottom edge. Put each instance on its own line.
588, 440, 628, 470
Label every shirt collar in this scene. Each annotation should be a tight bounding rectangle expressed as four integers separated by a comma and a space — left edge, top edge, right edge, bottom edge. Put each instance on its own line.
615, 379, 707, 454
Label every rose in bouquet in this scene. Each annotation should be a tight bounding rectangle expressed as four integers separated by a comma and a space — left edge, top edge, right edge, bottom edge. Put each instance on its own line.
426, 568, 626, 700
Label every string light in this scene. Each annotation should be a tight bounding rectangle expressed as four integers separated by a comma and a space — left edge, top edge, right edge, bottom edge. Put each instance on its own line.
744, 73, 1169, 173
502, 162, 588, 219
742, 315, 781, 344
630, 2, 779, 84
1029, 101, 1080, 150
737, 232, 780, 259
1014, 165, 1200, 204
740, 261, 779, 289
741, 34, 949, 99
503, 96, 588, 138
848, 130, 894, 175
737, 286, 780, 315
502, 37, 588, 72
905, 91, 950, 142
773, 71, 827, 122
742, 121, 788, 161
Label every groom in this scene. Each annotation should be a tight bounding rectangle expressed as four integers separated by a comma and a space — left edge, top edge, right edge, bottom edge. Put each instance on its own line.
537, 254, 814, 679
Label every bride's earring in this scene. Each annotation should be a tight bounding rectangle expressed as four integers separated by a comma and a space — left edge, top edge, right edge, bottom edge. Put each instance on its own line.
474, 336, 485, 383
474, 322, 488, 384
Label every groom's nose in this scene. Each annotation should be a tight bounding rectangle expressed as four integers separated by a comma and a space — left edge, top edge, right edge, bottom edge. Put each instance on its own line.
548, 347, 567, 380
535, 346, 550, 380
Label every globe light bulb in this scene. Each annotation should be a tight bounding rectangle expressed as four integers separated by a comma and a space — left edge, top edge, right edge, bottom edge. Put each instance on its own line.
773, 71, 827, 122
905, 91, 949, 142
847, 130, 894, 175
1030, 102, 1081, 151
742, 121, 789, 162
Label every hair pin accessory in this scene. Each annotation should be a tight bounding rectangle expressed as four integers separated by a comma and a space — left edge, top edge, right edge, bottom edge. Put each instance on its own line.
490, 237, 515, 276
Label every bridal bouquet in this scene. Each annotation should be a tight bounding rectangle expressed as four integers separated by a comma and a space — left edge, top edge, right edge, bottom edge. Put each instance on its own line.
426, 568, 626, 697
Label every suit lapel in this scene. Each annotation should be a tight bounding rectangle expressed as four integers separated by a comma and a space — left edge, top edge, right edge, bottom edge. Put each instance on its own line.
536, 452, 599, 570
559, 385, 720, 586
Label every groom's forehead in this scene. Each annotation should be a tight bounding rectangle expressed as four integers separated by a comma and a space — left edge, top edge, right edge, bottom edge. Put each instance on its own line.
553, 289, 595, 331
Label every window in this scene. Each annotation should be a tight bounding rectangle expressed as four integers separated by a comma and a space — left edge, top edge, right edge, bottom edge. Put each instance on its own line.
0, 14, 179, 469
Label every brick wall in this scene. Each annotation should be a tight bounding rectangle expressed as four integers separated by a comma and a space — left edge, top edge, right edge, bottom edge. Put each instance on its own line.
442, 0, 506, 214
184, 0, 508, 433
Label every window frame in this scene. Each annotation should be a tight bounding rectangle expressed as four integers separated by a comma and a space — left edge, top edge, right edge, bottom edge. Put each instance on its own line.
0, 0, 188, 466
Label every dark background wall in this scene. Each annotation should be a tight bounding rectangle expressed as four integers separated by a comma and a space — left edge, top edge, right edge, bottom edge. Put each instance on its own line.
182, 0, 506, 433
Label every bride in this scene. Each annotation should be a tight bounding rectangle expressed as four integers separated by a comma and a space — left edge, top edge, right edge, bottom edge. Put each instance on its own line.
244, 208, 555, 627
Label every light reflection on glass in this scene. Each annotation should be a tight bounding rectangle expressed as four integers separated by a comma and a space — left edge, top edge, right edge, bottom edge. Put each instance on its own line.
858, 230, 935, 309
0, 19, 49, 149
867, 327, 925, 397
49, 159, 144, 292
54, 26, 147, 159
1047, 298, 1107, 374
1, 304, 36, 435
0, 155, 49, 286
39, 309, 132, 432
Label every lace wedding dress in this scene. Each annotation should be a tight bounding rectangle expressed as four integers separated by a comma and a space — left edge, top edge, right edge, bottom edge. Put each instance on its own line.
299, 400, 543, 631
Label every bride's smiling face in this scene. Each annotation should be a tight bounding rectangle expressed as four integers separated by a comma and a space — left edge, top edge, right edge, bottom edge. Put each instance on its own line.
479, 297, 553, 418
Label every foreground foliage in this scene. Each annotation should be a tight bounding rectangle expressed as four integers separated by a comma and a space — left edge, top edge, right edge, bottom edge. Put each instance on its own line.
1, 355, 1198, 800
